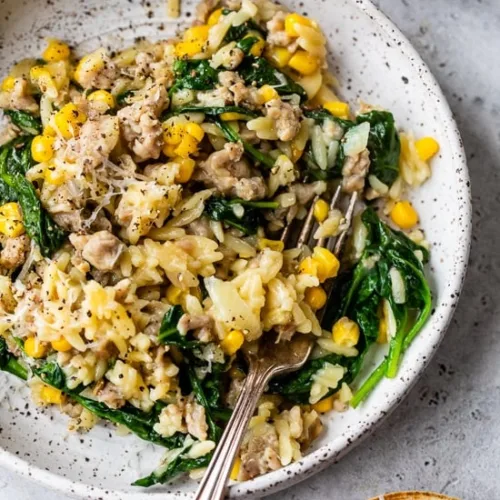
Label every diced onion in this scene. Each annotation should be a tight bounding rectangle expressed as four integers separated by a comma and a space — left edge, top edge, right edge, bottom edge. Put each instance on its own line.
389, 266, 406, 304
343, 122, 370, 157
311, 125, 327, 170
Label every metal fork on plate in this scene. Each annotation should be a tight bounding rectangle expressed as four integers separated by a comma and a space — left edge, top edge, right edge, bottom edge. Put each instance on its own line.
194, 187, 358, 500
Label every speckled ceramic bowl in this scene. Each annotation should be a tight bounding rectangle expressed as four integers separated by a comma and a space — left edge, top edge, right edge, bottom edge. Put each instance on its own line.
0, 0, 471, 498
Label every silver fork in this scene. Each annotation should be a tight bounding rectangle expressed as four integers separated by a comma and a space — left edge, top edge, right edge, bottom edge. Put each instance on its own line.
194, 187, 357, 500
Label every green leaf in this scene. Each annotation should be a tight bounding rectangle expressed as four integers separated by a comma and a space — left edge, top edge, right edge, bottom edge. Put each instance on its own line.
158, 305, 202, 349
4, 110, 42, 135
224, 19, 265, 43
356, 111, 400, 186
170, 60, 220, 95
238, 56, 307, 102
165, 105, 258, 120
0, 337, 28, 380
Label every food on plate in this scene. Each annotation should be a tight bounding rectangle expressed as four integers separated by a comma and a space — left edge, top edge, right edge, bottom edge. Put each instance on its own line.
0, 0, 438, 486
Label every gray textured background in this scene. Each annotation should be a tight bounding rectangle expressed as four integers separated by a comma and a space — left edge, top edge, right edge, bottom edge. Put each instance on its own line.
1, 0, 499, 498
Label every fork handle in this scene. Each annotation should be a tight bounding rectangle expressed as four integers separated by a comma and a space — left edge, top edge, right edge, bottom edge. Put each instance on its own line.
194, 364, 272, 500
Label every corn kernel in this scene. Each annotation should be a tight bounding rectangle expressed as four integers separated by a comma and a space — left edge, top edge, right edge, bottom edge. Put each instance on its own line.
166, 285, 184, 305
266, 46, 292, 68
163, 123, 185, 145
299, 256, 319, 277
288, 50, 318, 75
175, 157, 196, 183
185, 122, 205, 142
312, 246, 340, 283
312, 395, 334, 413
304, 286, 327, 310
258, 84, 278, 103
220, 112, 249, 121
174, 133, 199, 158
390, 200, 419, 229
51, 337, 72, 352
248, 38, 265, 57
42, 39, 71, 62
257, 238, 284, 252
284, 13, 314, 37
31, 135, 55, 163
0, 202, 25, 238
74, 49, 106, 88
163, 143, 178, 158
175, 41, 205, 58
230, 456, 241, 481
87, 89, 115, 111
54, 103, 87, 139
313, 199, 329, 223
1, 76, 16, 92
43, 124, 57, 137
29, 66, 57, 97
207, 8, 223, 26
332, 317, 360, 347
323, 101, 350, 120
221, 330, 245, 356
40, 385, 63, 405
415, 136, 440, 161
183, 25, 210, 43
24, 336, 47, 359
44, 164, 66, 185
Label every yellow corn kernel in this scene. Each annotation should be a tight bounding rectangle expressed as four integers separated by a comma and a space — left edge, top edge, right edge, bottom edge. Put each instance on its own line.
312, 394, 334, 413
87, 89, 115, 111
185, 122, 205, 142
266, 46, 292, 69
312, 246, 340, 283
390, 200, 419, 229
332, 317, 360, 347
323, 101, 350, 120
24, 336, 47, 359
313, 198, 329, 223
175, 41, 205, 58
31, 135, 55, 163
54, 103, 87, 139
40, 385, 63, 405
248, 38, 265, 57
299, 256, 319, 277
44, 164, 66, 186
258, 84, 278, 103
175, 157, 196, 183
230, 456, 241, 481
221, 330, 245, 356
0, 202, 25, 238
288, 50, 318, 75
183, 25, 210, 43
166, 285, 184, 305
42, 39, 71, 62
43, 124, 57, 137
51, 337, 72, 352
257, 238, 285, 252
304, 286, 327, 310
163, 123, 185, 145
284, 13, 314, 37
174, 133, 199, 158
207, 8, 223, 26
74, 49, 106, 87
29, 66, 57, 97
415, 136, 440, 161
220, 112, 249, 121
1, 76, 16, 92
163, 143, 178, 158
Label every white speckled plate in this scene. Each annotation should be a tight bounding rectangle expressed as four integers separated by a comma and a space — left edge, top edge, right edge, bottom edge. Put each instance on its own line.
0, 0, 471, 498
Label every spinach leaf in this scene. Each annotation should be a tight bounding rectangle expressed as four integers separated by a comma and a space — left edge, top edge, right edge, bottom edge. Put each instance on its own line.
4, 110, 42, 135
170, 60, 220, 95
165, 105, 258, 120
158, 305, 202, 349
238, 56, 307, 102
133, 438, 212, 487
0, 337, 28, 380
0, 139, 66, 256
224, 19, 265, 43
215, 119, 276, 168
204, 196, 278, 235
236, 36, 259, 54
33, 361, 185, 449
115, 90, 135, 106
356, 111, 400, 186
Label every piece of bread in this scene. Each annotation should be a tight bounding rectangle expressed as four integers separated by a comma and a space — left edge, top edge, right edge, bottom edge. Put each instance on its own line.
370, 492, 460, 500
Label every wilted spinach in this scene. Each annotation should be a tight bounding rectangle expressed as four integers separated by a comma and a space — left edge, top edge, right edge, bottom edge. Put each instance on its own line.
158, 304, 202, 349
169, 59, 220, 95
223, 18, 265, 43
0, 138, 66, 256
205, 195, 278, 235
165, 104, 258, 120
4, 110, 42, 135
238, 56, 307, 102
0, 337, 28, 380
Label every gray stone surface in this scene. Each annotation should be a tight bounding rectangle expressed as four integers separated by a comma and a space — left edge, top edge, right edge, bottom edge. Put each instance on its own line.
1, 0, 499, 499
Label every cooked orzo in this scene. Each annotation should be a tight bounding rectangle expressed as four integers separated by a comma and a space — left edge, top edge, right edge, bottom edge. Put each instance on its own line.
0, 0, 437, 487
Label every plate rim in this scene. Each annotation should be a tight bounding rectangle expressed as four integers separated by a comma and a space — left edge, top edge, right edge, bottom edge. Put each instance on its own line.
0, 0, 472, 498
